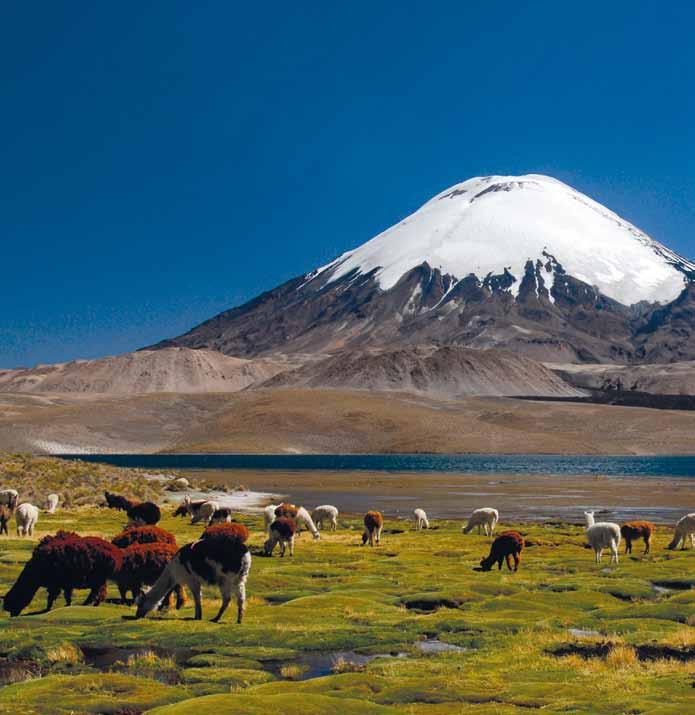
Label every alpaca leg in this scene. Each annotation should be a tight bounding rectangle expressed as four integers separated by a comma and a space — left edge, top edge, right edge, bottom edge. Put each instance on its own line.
477, 524, 482, 535
625, 538, 631, 554
92, 583, 108, 606
46, 587, 60, 611
377, 526, 382, 545
236, 580, 246, 624
279, 540, 285, 557
289, 536, 295, 557
64, 587, 73, 606
211, 585, 231, 623
691, 533, 695, 549
497, 557, 503, 570
644, 536, 651, 555
174, 585, 187, 609
189, 582, 203, 620
513, 552, 520, 571
505, 554, 513, 571
118, 584, 129, 604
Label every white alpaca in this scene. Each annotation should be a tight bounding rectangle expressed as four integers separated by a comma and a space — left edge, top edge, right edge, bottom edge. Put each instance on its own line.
584, 511, 621, 565
667, 513, 695, 550
189, 500, 220, 525
311, 505, 339, 531
45, 494, 59, 514
136, 542, 251, 623
263, 504, 279, 534
414, 508, 430, 530
0, 490, 18, 508
462, 508, 498, 536
295, 506, 321, 540
15, 503, 39, 537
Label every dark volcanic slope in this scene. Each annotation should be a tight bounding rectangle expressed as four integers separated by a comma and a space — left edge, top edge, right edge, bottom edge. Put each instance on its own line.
261, 346, 583, 398
149, 261, 695, 364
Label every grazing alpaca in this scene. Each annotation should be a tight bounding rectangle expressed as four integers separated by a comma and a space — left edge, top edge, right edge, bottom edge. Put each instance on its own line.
0, 489, 19, 509
45, 494, 59, 514
584, 511, 621, 565
0, 504, 13, 535
176, 496, 220, 525
621, 521, 656, 554
114, 541, 185, 607
111, 525, 177, 549
15, 503, 39, 537
480, 531, 525, 571
414, 508, 430, 530
312, 505, 339, 532
210, 507, 234, 524
264, 517, 296, 557
462, 508, 499, 536
173, 498, 206, 518
3, 531, 122, 616
104, 491, 137, 511
126, 501, 161, 526
667, 513, 695, 550
362, 511, 384, 547
135, 523, 251, 623
295, 506, 321, 540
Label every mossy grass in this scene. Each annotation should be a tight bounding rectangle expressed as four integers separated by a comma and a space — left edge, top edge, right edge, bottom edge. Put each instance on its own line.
0, 503, 694, 713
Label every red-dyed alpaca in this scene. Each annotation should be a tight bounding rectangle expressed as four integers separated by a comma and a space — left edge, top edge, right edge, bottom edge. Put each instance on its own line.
3, 531, 122, 616
480, 530, 525, 571
115, 542, 185, 607
111, 525, 177, 549
620, 521, 655, 554
203, 522, 250, 543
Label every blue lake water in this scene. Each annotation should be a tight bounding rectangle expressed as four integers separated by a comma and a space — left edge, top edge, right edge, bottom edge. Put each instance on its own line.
57, 453, 695, 478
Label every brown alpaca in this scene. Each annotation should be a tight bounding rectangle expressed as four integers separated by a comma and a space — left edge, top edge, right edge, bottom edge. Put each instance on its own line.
274, 503, 299, 519
480, 531, 524, 571
362, 511, 384, 547
0, 504, 13, 536
620, 521, 655, 554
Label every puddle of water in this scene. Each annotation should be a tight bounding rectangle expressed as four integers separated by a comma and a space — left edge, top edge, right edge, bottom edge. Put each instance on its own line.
415, 638, 467, 654
266, 650, 407, 680
568, 628, 601, 638
0, 659, 42, 686
651, 580, 694, 592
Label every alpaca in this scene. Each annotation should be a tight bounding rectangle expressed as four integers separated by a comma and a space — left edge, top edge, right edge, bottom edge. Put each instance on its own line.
480, 531, 525, 571
173, 497, 206, 518
135, 523, 251, 623
210, 507, 233, 524
0, 489, 18, 509
15, 503, 39, 537
311, 505, 339, 531
584, 511, 621, 565
114, 541, 185, 607
0, 504, 13, 536
462, 508, 499, 536
3, 531, 122, 616
274, 503, 299, 519
45, 494, 59, 514
264, 517, 296, 557
295, 506, 321, 540
621, 521, 655, 554
362, 511, 384, 547
104, 491, 137, 511
126, 501, 161, 526
263, 504, 279, 534
667, 513, 695, 550
111, 525, 178, 549
414, 508, 430, 530
176, 496, 219, 525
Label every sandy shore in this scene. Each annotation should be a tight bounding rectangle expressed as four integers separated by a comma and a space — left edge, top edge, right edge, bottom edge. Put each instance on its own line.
180, 468, 695, 525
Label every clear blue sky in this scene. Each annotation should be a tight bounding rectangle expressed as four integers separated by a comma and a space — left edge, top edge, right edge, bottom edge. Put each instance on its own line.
2, 1, 695, 368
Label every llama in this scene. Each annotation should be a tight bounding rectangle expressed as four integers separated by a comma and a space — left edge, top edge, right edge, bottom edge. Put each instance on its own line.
621, 521, 656, 554
45, 494, 59, 514
667, 513, 695, 550
311, 505, 339, 531
462, 508, 499, 536
15, 503, 39, 537
584, 511, 621, 565
414, 508, 430, 530
362, 511, 384, 547
264, 517, 296, 557
135, 523, 251, 623
0, 489, 19, 509
0, 504, 13, 536
479, 531, 525, 571
3, 531, 122, 616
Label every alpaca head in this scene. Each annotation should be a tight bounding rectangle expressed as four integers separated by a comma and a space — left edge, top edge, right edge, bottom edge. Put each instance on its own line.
134, 586, 158, 619
312, 531, 321, 541
584, 511, 596, 527
361, 531, 369, 545
479, 556, 494, 571
3, 559, 41, 616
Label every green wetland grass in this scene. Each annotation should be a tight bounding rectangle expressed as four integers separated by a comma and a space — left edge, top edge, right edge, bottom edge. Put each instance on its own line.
0, 507, 694, 714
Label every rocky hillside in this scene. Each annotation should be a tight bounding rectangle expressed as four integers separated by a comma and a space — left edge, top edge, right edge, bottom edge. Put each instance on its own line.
262, 346, 583, 398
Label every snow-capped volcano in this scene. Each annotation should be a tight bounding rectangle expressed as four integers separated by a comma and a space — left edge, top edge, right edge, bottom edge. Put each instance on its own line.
152, 174, 695, 364
320, 174, 694, 305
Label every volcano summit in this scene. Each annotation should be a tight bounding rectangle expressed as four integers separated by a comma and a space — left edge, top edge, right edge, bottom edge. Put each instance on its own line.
153, 175, 695, 364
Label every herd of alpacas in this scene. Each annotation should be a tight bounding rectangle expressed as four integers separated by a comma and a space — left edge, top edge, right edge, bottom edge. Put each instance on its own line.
1, 488, 694, 624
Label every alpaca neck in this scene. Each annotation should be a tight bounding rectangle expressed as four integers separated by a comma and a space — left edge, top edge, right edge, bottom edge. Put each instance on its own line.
139, 560, 177, 614
584, 514, 595, 528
